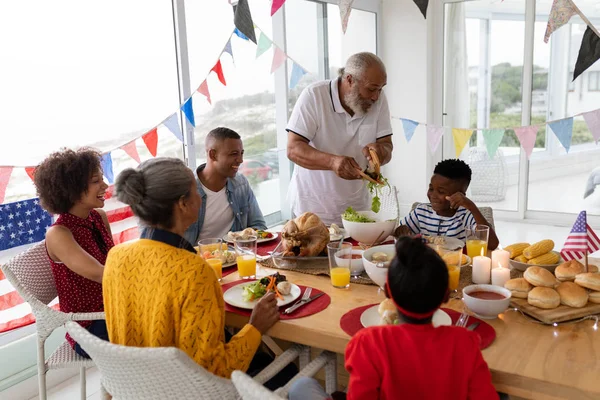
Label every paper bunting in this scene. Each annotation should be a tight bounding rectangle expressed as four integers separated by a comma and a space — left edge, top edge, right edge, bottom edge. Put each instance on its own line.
401, 119, 419, 143
234, 28, 249, 41
256, 32, 272, 59
165, 113, 184, 142
482, 129, 505, 158
582, 109, 600, 143
181, 98, 195, 127
142, 128, 158, 157
197, 80, 211, 105
413, 0, 429, 19
548, 117, 573, 152
338, 0, 355, 34
121, 141, 141, 164
289, 62, 307, 89
271, 0, 286, 16
271, 47, 287, 73
573, 26, 600, 81
25, 167, 36, 182
101, 153, 114, 184
0, 167, 13, 204
544, 0, 577, 43
514, 126, 538, 159
452, 128, 473, 157
211, 60, 227, 86
233, 0, 257, 44
426, 125, 444, 153
223, 38, 234, 63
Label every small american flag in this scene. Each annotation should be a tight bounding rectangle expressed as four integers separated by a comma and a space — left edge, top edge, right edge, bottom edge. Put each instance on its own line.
560, 211, 600, 261
0, 198, 52, 251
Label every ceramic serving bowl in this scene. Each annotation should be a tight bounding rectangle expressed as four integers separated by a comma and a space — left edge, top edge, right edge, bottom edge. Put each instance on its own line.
508, 251, 562, 273
463, 284, 512, 319
362, 244, 396, 288
341, 210, 397, 245
334, 248, 365, 275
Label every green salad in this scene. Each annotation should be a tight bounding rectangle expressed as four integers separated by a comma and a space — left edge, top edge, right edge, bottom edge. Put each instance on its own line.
367, 175, 389, 213
242, 281, 267, 302
342, 207, 376, 223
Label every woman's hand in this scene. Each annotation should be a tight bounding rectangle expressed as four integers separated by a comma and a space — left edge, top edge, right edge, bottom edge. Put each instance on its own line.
249, 291, 280, 334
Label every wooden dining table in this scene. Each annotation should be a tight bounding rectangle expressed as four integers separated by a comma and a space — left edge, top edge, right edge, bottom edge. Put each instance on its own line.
223, 258, 600, 400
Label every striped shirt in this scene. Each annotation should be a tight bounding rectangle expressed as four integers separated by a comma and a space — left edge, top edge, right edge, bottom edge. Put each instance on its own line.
400, 203, 476, 242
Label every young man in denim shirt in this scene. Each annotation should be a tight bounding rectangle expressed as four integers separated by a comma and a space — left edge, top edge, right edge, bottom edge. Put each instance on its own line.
184, 127, 267, 245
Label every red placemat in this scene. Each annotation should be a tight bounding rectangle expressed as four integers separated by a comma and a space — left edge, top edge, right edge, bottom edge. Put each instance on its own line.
257, 235, 281, 256
339, 305, 496, 350
221, 279, 330, 320
222, 265, 238, 278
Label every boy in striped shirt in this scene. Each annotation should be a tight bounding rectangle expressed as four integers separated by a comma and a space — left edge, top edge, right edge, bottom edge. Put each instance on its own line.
395, 159, 499, 249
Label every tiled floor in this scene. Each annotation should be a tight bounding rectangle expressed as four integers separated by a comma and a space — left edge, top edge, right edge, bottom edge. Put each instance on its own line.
3, 367, 103, 400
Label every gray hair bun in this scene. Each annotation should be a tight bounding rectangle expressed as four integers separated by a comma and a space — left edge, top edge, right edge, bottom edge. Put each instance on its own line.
115, 168, 146, 206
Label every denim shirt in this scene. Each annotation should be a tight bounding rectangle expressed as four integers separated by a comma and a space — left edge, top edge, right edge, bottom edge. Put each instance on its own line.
183, 164, 267, 245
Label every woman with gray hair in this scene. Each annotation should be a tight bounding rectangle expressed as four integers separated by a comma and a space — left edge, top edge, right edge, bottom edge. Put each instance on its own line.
102, 157, 280, 379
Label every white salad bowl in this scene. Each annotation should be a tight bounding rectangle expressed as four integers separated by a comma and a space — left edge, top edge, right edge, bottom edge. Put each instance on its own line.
362, 244, 396, 288
341, 210, 397, 245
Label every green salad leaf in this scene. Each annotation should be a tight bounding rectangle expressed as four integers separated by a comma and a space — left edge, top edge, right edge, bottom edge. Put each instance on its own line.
342, 207, 376, 223
366, 175, 389, 213
242, 281, 267, 302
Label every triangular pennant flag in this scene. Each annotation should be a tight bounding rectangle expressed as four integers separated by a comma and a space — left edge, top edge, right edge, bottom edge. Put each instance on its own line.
101, 153, 114, 184
25, 167, 36, 182
234, 28, 249, 41
256, 32, 272, 59
401, 119, 419, 143
544, 0, 577, 43
338, 0, 355, 34
481, 129, 505, 158
121, 141, 141, 164
271, 47, 287, 73
514, 126, 538, 159
573, 26, 600, 81
223, 38, 234, 63
271, 0, 286, 16
233, 0, 257, 44
582, 109, 600, 143
289, 62, 308, 89
0, 167, 13, 204
165, 113, 184, 142
412, 0, 429, 18
548, 117, 573, 152
452, 128, 473, 157
142, 128, 158, 157
197, 80, 211, 105
181, 98, 195, 127
211, 60, 227, 86
426, 125, 444, 153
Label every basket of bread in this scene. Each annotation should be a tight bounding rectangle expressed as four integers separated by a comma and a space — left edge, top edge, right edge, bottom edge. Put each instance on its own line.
504, 260, 600, 310
506, 240, 562, 272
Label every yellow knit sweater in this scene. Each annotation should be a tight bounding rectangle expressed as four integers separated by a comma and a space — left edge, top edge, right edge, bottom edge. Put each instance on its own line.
103, 239, 261, 378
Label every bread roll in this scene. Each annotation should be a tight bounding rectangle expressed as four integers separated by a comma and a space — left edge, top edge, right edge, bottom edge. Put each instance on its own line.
555, 260, 585, 281
588, 264, 599, 273
574, 273, 600, 291
589, 291, 600, 304
378, 298, 396, 315
527, 287, 560, 309
504, 278, 532, 299
556, 282, 588, 308
378, 299, 398, 325
524, 266, 558, 288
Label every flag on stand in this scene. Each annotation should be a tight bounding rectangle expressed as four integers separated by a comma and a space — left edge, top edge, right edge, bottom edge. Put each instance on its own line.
560, 211, 600, 261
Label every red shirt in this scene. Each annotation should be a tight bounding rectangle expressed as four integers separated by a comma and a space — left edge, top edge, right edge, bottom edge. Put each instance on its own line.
48, 210, 114, 347
345, 324, 498, 400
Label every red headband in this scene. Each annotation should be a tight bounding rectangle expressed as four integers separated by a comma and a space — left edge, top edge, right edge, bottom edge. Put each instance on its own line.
384, 281, 444, 320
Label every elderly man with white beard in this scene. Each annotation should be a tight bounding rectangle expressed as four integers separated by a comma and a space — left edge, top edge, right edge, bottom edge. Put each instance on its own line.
286, 52, 394, 225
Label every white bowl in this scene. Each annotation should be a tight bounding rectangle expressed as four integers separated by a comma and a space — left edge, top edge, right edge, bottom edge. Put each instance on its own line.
362, 244, 396, 288
341, 210, 397, 245
463, 284, 512, 320
334, 249, 365, 276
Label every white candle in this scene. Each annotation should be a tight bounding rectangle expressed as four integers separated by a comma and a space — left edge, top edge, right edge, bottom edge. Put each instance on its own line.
491, 264, 510, 287
472, 255, 491, 284
491, 248, 510, 269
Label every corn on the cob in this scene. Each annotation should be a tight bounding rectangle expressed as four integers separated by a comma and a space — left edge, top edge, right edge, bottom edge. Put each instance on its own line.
505, 243, 530, 259
527, 251, 560, 265
523, 239, 554, 259
514, 255, 528, 263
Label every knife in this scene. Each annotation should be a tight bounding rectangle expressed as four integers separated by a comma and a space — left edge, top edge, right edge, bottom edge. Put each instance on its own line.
283, 292, 325, 315
466, 322, 480, 331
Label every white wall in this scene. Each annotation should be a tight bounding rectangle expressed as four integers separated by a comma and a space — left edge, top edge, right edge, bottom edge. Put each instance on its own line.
380, 0, 430, 217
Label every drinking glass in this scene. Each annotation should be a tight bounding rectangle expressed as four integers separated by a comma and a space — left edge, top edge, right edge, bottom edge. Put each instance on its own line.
198, 238, 224, 281
466, 225, 490, 258
327, 242, 351, 289
444, 248, 463, 292
235, 236, 257, 279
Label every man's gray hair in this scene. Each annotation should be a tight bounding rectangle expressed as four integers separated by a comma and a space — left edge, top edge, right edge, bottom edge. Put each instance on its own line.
338, 52, 386, 80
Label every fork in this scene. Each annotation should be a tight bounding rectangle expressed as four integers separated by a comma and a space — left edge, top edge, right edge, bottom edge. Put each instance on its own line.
455, 311, 469, 328
289, 287, 311, 308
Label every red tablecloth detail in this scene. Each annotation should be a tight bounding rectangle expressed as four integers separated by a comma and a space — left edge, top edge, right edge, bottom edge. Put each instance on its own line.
222, 265, 238, 278
221, 279, 331, 320
339, 305, 496, 350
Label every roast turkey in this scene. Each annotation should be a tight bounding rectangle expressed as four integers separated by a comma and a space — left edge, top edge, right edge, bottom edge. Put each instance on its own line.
281, 212, 330, 257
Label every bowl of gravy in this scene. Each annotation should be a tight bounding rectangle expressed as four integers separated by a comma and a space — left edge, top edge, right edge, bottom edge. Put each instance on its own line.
334, 249, 365, 276
463, 284, 512, 319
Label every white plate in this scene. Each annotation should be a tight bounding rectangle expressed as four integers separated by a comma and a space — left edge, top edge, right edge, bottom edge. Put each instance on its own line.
329, 227, 350, 242
360, 305, 452, 328
223, 281, 301, 310
425, 236, 465, 251
223, 232, 279, 244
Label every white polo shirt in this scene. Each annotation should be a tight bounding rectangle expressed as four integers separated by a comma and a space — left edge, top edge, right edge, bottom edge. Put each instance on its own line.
286, 78, 393, 225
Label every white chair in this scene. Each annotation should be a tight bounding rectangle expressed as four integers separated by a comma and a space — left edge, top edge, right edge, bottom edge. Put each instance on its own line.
1, 241, 105, 400
232, 371, 283, 400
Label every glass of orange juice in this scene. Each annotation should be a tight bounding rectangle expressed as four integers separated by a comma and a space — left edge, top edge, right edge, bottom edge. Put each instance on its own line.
444, 249, 464, 292
198, 238, 224, 281
466, 225, 489, 259
327, 242, 351, 289
234, 236, 257, 279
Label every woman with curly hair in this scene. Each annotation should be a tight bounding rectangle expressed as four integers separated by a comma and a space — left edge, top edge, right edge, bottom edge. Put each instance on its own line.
34, 147, 114, 358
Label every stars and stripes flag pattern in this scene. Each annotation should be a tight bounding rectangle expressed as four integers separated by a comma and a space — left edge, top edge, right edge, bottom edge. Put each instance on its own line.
560, 211, 600, 262
0, 191, 139, 333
